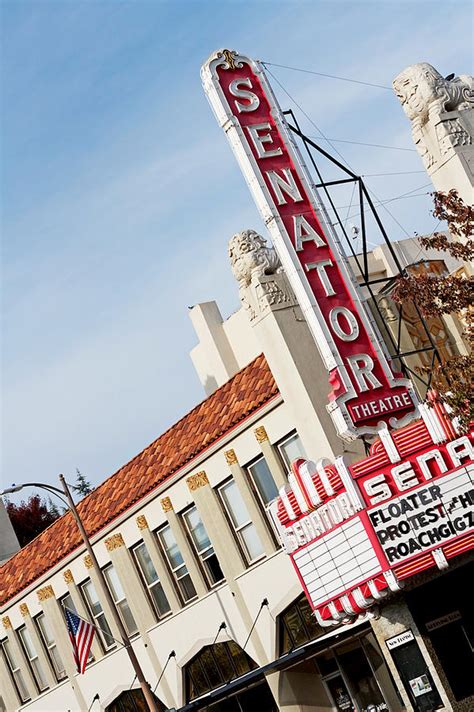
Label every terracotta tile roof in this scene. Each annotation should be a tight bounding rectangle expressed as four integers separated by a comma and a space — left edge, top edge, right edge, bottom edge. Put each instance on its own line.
0, 354, 278, 606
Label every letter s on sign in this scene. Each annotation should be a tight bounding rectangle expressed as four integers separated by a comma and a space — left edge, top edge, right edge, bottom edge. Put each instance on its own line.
364, 474, 391, 505
229, 78, 260, 113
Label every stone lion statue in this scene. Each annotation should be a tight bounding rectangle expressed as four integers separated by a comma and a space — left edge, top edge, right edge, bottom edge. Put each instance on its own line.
228, 229, 282, 290
393, 63, 474, 124
393, 63, 474, 170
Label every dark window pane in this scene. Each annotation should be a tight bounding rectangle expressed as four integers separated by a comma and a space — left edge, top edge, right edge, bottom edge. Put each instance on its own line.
185, 642, 258, 701
279, 596, 325, 654
200, 647, 225, 688
228, 640, 256, 676
204, 553, 224, 584
178, 573, 197, 602
249, 458, 278, 505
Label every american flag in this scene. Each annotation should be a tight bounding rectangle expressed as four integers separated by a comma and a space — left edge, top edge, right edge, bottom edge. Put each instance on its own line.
64, 607, 95, 674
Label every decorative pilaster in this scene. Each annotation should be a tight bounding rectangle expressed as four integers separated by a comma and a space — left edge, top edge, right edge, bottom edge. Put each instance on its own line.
0, 643, 20, 711
105, 532, 156, 633
84, 554, 94, 569
161, 497, 173, 513
63, 569, 74, 584
186, 471, 209, 491
135, 516, 181, 613
136, 514, 148, 530
37, 578, 88, 709
188, 470, 245, 581
224, 449, 238, 466
37, 585, 55, 602
62, 563, 103, 662
23, 598, 57, 689
104, 533, 125, 551
1, 616, 36, 706
254, 426, 268, 443
253, 424, 287, 489
161, 494, 207, 598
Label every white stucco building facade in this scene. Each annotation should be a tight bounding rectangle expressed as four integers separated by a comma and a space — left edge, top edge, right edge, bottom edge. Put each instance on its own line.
1, 228, 472, 712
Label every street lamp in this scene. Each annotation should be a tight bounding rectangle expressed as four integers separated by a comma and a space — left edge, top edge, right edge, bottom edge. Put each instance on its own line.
1, 476, 160, 712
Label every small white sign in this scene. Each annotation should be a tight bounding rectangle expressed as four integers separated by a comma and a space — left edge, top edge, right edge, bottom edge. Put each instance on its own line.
385, 630, 414, 649
426, 611, 461, 631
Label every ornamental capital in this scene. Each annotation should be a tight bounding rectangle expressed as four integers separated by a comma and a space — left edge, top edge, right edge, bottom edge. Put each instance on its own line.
63, 569, 74, 584
225, 449, 238, 466
186, 471, 209, 491
136, 514, 148, 530
19, 603, 30, 618
84, 554, 94, 569
2, 616, 11, 630
37, 585, 55, 602
105, 533, 125, 552
254, 425, 269, 443
160, 497, 173, 513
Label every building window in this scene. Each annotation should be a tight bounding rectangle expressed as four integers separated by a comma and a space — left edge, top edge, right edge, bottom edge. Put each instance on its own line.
158, 525, 197, 603
185, 641, 258, 701
35, 613, 67, 682
133, 542, 171, 619
277, 432, 306, 472
1, 638, 30, 703
247, 455, 279, 506
81, 580, 115, 650
218, 479, 265, 564
17, 625, 49, 693
183, 506, 224, 587
279, 595, 325, 654
103, 565, 138, 637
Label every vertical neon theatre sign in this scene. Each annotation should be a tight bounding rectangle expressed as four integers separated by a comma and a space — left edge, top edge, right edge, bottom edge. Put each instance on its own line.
202, 49, 418, 441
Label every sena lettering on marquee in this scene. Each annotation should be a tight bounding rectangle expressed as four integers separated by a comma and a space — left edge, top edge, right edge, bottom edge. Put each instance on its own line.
269, 401, 474, 627
202, 48, 419, 440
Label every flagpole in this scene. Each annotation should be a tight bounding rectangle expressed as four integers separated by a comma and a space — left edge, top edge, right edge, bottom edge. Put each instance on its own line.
58, 474, 160, 712
0, 478, 160, 712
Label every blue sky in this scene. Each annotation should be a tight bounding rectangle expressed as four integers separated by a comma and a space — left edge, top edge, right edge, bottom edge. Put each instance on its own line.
2, 0, 473, 498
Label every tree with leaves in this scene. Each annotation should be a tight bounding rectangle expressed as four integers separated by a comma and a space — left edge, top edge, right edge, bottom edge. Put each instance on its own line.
5, 495, 61, 547
72, 468, 93, 497
392, 190, 473, 430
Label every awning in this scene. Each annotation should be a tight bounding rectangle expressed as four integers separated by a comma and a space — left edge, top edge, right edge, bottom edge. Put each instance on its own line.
177, 618, 370, 711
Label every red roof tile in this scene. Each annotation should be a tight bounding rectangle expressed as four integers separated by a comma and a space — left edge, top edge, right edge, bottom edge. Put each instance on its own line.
0, 354, 278, 606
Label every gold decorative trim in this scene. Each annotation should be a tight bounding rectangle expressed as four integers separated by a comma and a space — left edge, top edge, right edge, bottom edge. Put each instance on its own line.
222, 49, 237, 70
105, 533, 125, 552
136, 514, 148, 530
186, 471, 209, 491
2, 616, 11, 630
254, 425, 269, 443
225, 449, 238, 466
19, 603, 29, 618
63, 569, 74, 584
37, 585, 55, 602
160, 497, 173, 513
84, 554, 94, 569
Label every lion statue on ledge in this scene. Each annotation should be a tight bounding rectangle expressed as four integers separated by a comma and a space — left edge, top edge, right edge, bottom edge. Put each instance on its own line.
228, 229, 282, 293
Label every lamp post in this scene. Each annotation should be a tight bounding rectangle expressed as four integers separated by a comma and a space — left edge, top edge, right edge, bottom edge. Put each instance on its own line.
1, 476, 160, 712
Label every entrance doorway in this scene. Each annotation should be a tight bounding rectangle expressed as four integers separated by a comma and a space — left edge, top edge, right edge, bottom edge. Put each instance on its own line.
317, 634, 399, 712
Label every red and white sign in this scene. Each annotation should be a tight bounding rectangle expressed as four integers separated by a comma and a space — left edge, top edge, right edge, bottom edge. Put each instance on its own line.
270, 401, 474, 626
202, 49, 419, 440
